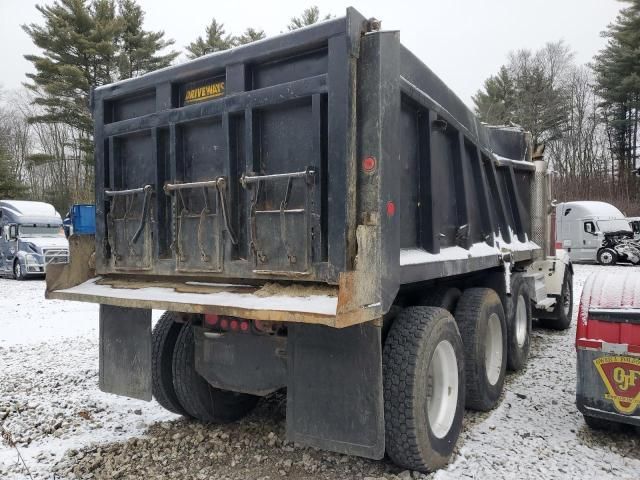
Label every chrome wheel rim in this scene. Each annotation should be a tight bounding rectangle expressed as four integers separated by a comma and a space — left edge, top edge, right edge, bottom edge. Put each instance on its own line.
515, 294, 527, 348
485, 313, 503, 386
600, 251, 613, 264
15, 263, 21, 278
426, 340, 458, 439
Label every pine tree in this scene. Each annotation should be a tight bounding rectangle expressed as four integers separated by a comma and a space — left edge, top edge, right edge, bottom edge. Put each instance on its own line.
474, 43, 569, 146
234, 28, 266, 46
473, 66, 516, 125
186, 19, 233, 59
117, 0, 178, 79
0, 143, 26, 198
287, 6, 332, 31
22, 0, 120, 136
593, 0, 640, 178
23, 0, 178, 161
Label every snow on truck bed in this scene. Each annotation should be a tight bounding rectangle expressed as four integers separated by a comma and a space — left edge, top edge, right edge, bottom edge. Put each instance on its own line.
1, 265, 639, 479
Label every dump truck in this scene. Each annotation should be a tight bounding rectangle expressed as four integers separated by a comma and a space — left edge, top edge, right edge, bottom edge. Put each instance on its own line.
46, 8, 573, 472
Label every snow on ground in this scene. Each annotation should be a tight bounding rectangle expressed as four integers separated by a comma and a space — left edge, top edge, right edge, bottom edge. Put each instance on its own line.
0, 280, 173, 479
437, 264, 640, 480
0, 265, 639, 479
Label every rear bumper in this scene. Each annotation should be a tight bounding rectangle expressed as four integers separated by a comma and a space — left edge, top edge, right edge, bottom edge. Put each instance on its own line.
576, 348, 640, 426
47, 275, 380, 328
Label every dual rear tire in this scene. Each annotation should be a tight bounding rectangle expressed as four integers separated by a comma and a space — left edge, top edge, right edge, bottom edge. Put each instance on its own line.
454, 288, 507, 411
384, 287, 508, 472
152, 313, 259, 422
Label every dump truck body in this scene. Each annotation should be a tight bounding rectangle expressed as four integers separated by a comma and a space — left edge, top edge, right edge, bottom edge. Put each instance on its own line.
47, 8, 572, 471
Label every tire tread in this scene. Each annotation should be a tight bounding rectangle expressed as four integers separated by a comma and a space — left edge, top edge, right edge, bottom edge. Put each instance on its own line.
384, 306, 464, 472
151, 312, 187, 415
454, 288, 506, 411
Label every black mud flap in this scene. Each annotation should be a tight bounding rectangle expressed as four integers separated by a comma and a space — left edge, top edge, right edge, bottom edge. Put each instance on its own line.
286, 322, 384, 459
99, 304, 152, 401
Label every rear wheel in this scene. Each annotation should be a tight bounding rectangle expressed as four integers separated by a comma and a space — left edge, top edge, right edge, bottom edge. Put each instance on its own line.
455, 288, 507, 411
172, 323, 259, 423
505, 274, 532, 371
152, 312, 187, 415
597, 248, 617, 266
538, 268, 573, 330
383, 306, 465, 472
13, 260, 25, 280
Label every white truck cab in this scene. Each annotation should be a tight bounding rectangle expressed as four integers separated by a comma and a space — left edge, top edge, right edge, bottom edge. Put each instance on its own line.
0, 200, 69, 279
555, 201, 632, 263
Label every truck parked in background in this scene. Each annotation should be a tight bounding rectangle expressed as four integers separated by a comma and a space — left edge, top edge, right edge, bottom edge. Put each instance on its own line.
46, 9, 573, 472
555, 201, 633, 264
577, 271, 640, 430
0, 200, 69, 279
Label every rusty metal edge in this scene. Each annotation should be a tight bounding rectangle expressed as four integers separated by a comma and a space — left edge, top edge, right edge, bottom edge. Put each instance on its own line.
46, 288, 378, 329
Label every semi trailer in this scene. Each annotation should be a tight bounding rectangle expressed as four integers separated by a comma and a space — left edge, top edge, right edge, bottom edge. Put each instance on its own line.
46, 8, 573, 472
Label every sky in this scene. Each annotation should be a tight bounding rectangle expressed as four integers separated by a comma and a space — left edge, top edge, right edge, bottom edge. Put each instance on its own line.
0, 0, 624, 107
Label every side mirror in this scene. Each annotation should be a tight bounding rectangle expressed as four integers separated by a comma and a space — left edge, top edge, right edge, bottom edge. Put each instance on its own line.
8, 224, 17, 240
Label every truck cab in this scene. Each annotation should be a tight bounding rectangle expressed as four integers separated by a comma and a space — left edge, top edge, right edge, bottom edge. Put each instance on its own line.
0, 200, 69, 279
556, 201, 632, 263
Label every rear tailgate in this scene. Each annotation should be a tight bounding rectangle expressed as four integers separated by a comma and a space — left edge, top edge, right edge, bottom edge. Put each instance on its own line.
94, 10, 369, 284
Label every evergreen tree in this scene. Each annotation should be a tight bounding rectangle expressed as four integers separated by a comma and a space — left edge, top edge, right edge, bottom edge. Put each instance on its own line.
22, 0, 120, 137
23, 0, 177, 161
0, 143, 26, 198
473, 66, 516, 125
186, 19, 233, 59
234, 28, 266, 46
474, 43, 569, 146
117, 0, 178, 79
593, 0, 640, 178
287, 6, 332, 31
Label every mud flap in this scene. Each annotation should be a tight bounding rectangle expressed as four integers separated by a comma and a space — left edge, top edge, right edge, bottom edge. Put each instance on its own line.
286, 322, 384, 459
99, 304, 152, 401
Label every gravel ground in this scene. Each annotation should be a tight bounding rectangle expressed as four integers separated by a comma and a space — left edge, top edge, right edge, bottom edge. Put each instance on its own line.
1, 265, 639, 479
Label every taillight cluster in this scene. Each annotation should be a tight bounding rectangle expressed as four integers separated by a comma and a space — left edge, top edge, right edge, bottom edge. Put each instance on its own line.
204, 314, 250, 332
203, 314, 283, 334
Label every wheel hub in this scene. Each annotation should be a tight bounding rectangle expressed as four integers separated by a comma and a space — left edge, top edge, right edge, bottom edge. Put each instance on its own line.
515, 294, 527, 348
484, 313, 503, 386
426, 340, 458, 439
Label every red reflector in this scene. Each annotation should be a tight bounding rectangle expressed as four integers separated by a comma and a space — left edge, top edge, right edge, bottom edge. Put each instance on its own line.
240, 321, 249, 332
576, 338, 602, 350
204, 314, 219, 325
555, 242, 563, 249
386, 201, 396, 217
220, 318, 229, 330
230, 320, 239, 331
362, 156, 376, 172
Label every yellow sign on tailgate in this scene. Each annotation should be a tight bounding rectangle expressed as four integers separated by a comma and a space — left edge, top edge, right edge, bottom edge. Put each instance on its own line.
184, 81, 225, 104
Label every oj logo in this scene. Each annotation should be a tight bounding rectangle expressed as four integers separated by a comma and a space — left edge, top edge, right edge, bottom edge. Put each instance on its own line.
594, 356, 640, 414
613, 366, 639, 391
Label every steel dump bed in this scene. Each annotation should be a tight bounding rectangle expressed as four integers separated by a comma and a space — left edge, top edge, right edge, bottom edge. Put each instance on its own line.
47, 7, 541, 326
